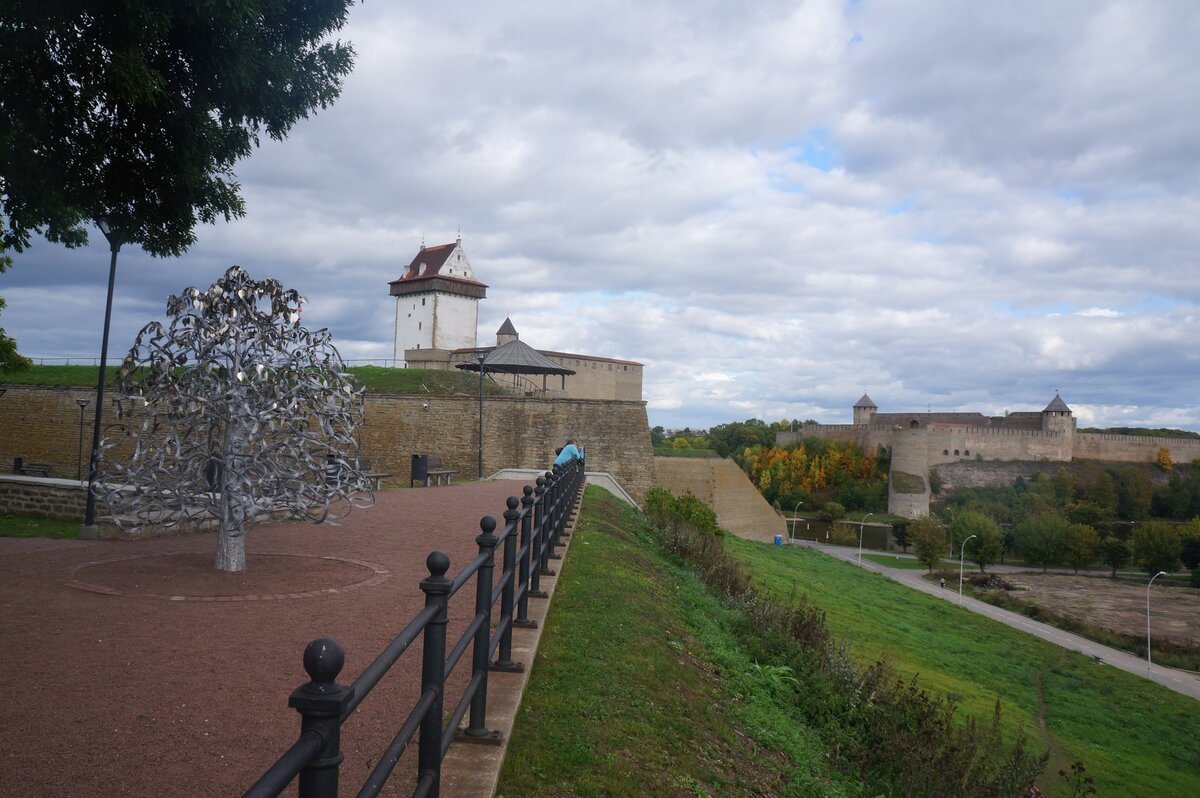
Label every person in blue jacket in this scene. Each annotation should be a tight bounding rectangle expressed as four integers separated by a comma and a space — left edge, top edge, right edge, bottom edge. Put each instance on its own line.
553, 439, 584, 467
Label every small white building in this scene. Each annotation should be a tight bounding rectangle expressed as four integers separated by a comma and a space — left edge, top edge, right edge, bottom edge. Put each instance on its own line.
388, 238, 487, 363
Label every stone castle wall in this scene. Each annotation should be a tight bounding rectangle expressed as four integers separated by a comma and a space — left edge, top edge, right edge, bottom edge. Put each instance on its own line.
0, 385, 656, 505
653, 456, 786, 543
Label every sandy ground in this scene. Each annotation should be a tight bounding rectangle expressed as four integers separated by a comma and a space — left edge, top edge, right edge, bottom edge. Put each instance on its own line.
989, 573, 1200, 648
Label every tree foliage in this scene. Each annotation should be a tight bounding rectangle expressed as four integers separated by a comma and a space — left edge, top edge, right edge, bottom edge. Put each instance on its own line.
909, 518, 946, 572
743, 439, 887, 512
949, 510, 1004, 573
1096, 536, 1132, 577
0, 1, 355, 256
95, 266, 372, 572
1061, 523, 1100, 574
1011, 512, 1071, 572
1132, 522, 1183, 575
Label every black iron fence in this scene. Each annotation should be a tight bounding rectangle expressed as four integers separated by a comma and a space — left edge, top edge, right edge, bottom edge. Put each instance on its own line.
244, 457, 586, 798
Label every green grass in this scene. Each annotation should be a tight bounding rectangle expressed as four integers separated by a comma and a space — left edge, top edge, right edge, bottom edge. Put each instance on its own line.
498, 487, 856, 797
0, 513, 79, 539
861, 552, 929, 570
0, 364, 507, 396
727, 537, 1200, 798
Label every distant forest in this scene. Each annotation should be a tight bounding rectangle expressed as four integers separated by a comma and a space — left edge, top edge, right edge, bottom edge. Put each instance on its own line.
1079, 427, 1200, 440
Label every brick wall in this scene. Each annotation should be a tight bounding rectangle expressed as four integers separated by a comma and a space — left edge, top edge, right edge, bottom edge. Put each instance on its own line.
0, 385, 656, 505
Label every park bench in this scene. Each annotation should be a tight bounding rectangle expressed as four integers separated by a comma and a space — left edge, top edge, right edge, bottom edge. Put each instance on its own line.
13, 458, 52, 477
358, 458, 392, 491
410, 454, 457, 487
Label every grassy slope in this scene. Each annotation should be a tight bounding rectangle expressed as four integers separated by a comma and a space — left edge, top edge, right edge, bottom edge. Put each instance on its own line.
727, 537, 1200, 798
498, 487, 858, 797
0, 513, 79, 538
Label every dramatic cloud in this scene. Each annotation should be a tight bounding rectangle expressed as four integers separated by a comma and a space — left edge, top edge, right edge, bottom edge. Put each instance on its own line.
5, 0, 1199, 430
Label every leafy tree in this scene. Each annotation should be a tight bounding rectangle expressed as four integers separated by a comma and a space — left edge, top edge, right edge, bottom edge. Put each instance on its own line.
1011, 512, 1070, 572
1, 2, 355, 256
910, 518, 946, 572
1156, 446, 1173, 472
891, 521, 910, 552
0, 244, 31, 372
948, 510, 1003, 572
1061, 523, 1100, 574
819, 501, 845, 522
1180, 519, 1200, 570
650, 425, 666, 447
1132, 522, 1183, 575
1096, 536, 1132, 577
95, 266, 372, 572
1112, 466, 1153, 521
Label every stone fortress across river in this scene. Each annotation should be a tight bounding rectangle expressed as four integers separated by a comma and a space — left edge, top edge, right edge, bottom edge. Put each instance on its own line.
777, 394, 1200, 517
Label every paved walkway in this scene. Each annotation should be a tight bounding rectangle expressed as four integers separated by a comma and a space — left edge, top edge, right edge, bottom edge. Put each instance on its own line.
793, 541, 1200, 702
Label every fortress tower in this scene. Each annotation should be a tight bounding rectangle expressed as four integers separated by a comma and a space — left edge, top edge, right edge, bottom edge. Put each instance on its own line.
852, 393, 877, 425
388, 238, 487, 364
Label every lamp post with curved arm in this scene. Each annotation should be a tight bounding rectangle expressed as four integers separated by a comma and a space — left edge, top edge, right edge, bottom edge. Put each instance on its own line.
1146, 570, 1167, 676
958, 534, 977, 604
857, 513, 875, 563
791, 501, 803, 541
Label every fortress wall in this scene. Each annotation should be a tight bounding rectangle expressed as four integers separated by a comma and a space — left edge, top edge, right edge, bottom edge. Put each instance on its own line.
654, 456, 786, 543
925, 426, 1070, 465
0, 385, 656, 504
781, 424, 894, 452
1073, 433, 1200, 464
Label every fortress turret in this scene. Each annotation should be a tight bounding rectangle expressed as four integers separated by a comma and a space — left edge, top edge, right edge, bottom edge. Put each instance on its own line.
853, 393, 877, 426
1041, 393, 1076, 457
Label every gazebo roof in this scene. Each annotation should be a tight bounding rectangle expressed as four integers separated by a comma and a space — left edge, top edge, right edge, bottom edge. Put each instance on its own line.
455, 339, 576, 376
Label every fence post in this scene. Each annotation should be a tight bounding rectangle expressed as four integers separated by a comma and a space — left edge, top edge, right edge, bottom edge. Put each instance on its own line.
547, 466, 563, 560
514, 485, 538, 625
534, 476, 554, 581
288, 638, 354, 798
461, 516, 501, 741
418, 551, 451, 796
493, 497, 525, 670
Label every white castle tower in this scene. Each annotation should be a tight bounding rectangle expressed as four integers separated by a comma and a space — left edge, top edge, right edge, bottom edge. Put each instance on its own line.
388, 237, 487, 364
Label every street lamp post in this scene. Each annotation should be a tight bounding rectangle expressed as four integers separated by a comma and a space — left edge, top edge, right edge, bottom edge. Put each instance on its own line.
958, 534, 978, 604
1146, 570, 1167, 676
75, 399, 91, 480
475, 352, 486, 479
857, 512, 875, 563
791, 501, 803, 541
82, 219, 124, 538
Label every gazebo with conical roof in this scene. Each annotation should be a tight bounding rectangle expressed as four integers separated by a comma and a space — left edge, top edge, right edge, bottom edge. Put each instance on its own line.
455, 337, 576, 392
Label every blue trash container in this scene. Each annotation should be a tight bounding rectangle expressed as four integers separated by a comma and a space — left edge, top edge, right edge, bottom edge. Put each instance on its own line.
774, 534, 782, 546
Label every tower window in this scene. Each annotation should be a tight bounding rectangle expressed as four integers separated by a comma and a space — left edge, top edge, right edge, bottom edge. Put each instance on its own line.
964, 449, 970, 456
422, 298, 426, 306
943, 449, 949, 455
954, 449, 960, 455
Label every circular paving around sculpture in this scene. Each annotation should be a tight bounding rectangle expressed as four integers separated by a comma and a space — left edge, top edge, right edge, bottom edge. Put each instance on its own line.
67, 552, 389, 601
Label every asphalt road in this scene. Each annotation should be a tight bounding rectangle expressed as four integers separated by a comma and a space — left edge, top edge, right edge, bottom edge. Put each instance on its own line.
792, 541, 1200, 703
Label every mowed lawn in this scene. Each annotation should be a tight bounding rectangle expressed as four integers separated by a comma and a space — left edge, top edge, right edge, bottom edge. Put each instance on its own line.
728, 537, 1200, 798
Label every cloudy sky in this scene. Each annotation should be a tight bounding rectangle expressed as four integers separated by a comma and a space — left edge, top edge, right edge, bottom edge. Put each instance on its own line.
4, 0, 1199, 431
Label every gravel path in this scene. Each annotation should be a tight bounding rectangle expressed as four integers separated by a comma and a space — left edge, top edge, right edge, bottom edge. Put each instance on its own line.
3, 480, 531, 797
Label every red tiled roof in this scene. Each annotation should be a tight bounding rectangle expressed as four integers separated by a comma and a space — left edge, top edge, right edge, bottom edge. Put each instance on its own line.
389, 242, 485, 286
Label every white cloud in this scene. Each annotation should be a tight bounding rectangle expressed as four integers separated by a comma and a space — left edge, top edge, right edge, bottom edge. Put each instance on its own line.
5, 0, 1200, 431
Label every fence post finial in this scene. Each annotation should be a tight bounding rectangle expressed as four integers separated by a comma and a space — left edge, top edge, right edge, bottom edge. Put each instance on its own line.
288, 638, 354, 798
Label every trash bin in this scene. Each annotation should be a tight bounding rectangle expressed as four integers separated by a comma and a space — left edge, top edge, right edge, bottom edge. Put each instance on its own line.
774, 534, 783, 546
410, 454, 429, 487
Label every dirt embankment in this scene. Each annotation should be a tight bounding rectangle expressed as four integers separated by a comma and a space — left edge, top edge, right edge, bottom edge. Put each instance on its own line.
933, 459, 1172, 497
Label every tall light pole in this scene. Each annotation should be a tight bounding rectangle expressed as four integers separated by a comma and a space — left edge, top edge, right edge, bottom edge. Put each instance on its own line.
958, 534, 978, 604
791, 501, 803, 541
1146, 570, 1167, 676
857, 512, 875, 563
75, 399, 91, 480
82, 219, 123, 538
475, 352, 486, 479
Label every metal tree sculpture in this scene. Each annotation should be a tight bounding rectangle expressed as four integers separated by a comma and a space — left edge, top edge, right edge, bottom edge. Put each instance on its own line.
95, 265, 373, 572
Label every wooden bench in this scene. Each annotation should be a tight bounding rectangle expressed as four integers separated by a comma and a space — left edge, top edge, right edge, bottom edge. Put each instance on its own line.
411, 455, 457, 487
14, 460, 52, 477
